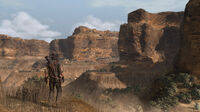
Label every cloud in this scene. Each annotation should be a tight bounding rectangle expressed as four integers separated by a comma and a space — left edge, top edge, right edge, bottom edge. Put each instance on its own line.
73, 16, 123, 31
90, 0, 189, 12
0, 12, 61, 42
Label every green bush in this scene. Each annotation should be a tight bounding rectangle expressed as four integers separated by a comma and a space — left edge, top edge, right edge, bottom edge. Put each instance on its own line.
174, 73, 193, 84
177, 92, 192, 104
111, 65, 123, 72
192, 83, 200, 89
71, 92, 82, 99
104, 86, 140, 95
190, 88, 200, 100
24, 76, 44, 84
99, 68, 107, 72
150, 73, 199, 110
150, 96, 179, 110
16, 76, 48, 102
150, 84, 178, 110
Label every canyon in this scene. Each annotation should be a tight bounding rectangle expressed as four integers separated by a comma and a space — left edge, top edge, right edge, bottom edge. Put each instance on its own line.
0, 0, 200, 111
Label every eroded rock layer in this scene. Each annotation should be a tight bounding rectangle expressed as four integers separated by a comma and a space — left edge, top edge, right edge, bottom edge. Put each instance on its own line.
50, 26, 119, 62
0, 35, 49, 58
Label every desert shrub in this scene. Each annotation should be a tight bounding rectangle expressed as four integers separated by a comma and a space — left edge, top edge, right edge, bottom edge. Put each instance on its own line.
161, 86, 177, 97
87, 68, 108, 72
150, 85, 178, 110
192, 83, 200, 89
71, 92, 82, 99
156, 75, 175, 88
111, 65, 123, 72
150, 96, 179, 110
174, 73, 194, 84
104, 86, 140, 95
150, 74, 179, 110
99, 68, 107, 72
177, 92, 192, 104
86, 70, 98, 72
19, 70, 32, 73
150, 73, 200, 110
190, 87, 200, 100
16, 76, 48, 103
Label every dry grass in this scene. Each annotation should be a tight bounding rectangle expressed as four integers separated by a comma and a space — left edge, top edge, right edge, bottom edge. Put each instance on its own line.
0, 76, 96, 112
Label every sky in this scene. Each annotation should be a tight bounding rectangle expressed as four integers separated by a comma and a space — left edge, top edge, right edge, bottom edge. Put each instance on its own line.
0, 0, 189, 42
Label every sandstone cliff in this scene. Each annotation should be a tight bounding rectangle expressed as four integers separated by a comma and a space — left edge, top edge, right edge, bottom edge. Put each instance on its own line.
50, 26, 119, 62
176, 0, 200, 75
0, 34, 49, 58
119, 9, 183, 64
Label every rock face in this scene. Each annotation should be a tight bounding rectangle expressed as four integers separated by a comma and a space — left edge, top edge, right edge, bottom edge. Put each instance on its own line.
119, 9, 183, 63
176, 0, 200, 75
0, 35, 49, 58
50, 26, 119, 62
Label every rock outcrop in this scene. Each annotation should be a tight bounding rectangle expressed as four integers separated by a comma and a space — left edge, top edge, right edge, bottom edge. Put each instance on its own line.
119, 9, 183, 64
176, 0, 200, 75
66, 72, 126, 92
50, 26, 119, 62
0, 34, 49, 58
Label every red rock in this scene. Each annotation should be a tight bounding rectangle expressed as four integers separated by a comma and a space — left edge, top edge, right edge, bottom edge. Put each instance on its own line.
0, 34, 49, 58
50, 26, 119, 62
176, 0, 200, 75
119, 9, 183, 64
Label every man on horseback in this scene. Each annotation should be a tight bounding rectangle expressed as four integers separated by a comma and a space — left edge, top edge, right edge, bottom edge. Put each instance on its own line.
44, 53, 64, 104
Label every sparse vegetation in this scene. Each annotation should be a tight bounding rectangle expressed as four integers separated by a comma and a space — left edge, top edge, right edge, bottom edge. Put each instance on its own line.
150, 73, 200, 110
99, 68, 107, 72
177, 92, 192, 104
0, 75, 96, 112
190, 86, 200, 100
19, 70, 32, 73
71, 92, 82, 99
111, 64, 123, 72
104, 86, 140, 95
86, 68, 108, 73
16, 76, 48, 103
150, 75, 178, 110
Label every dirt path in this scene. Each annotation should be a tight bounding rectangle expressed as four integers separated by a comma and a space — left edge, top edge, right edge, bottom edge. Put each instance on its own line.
0, 95, 96, 112
0, 105, 8, 112
170, 101, 200, 112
